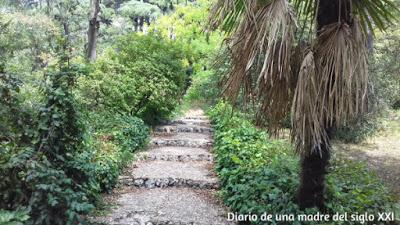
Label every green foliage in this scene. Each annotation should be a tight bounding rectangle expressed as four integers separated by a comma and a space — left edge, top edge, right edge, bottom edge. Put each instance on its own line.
112, 116, 149, 152
334, 113, 381, 143
0, 208, 29, 225
0, 65, 98, 225
372, 24, 400, 109
326, 158, 395, 218
120, 0, 161, 19
209, 101, 398, 225
25, 158, 95, 225
28, 66, 97, 225
88, 113, 149, 191
0, 63, 149, 224
0, 73, 38, 211
92, 140, 127, 192
184, 70, 215, 103
149, 0, 222, 62
77, 33, 187, 124
0, 73, 36, 145
184, 49, 229, 105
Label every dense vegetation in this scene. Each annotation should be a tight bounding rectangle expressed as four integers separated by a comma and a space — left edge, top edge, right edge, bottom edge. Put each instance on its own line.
76, 33, 188, 124
209, 102, 398, 224
0, 60, 150, 224
0, 0, 222, 223
0, 0, 399, 224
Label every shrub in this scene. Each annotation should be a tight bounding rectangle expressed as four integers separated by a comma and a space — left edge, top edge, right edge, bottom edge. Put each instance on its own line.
183, 48, 230, 106
30, 68, 98, 225
208, 101, 398, 225
0, 73, 37, 146
89, 113, 149, 192
76, 33, 188, 124
334, 112, 381, 143
104, 115, 149, 152
0, 66, 99, 225
185, 69, 221, 105
372, 26, 400, 109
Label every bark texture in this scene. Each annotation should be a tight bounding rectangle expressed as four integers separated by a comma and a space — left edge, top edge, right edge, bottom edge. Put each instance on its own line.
297, 128, 332, 210
87, 0, 100, 61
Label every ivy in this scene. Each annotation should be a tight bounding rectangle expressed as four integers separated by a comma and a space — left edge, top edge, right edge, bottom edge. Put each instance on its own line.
208, 101, 398, 225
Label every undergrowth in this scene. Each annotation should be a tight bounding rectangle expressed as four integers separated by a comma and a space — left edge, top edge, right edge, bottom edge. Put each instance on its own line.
208, 101, 399, 225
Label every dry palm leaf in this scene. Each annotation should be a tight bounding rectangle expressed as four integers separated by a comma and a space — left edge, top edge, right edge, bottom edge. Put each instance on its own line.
216, 0, 297, 132
291, 50, 327, 155
315, 20, 368, 127
292, 20, 368, 155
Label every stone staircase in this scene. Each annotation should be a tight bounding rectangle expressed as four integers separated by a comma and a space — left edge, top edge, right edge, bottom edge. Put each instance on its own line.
92, 109, 235, 225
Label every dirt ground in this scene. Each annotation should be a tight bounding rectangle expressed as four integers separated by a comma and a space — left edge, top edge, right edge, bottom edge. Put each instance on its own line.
334, 110, 400, 201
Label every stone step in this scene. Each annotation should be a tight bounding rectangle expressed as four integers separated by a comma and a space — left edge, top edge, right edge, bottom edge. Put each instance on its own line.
153, 132, 211, 140
150, 139, 213, 148
119, 161, 218, 189
167, 119, 211, 127
136, 147, 213, 162
182, 116, 208, 120
150, 134, 213, 148
119, 177, 218, 189
154, 125, 213, 134
90, 188, 235, 225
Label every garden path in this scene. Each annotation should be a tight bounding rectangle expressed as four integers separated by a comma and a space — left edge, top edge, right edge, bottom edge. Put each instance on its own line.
92, 109, 235, 225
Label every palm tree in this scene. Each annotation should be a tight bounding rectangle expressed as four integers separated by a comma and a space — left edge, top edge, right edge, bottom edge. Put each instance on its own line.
209, 0, 397, 210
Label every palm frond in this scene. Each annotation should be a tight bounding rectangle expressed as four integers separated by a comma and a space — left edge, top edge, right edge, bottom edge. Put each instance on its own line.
353, 0, 399, 35
210, 0, 398, 156
291, 50, 327, 155
315, 21, 368, 126
290, 0, 317, 40
292, 20, 369, 155
216, 0, 297, 132
208, 0, 249, 33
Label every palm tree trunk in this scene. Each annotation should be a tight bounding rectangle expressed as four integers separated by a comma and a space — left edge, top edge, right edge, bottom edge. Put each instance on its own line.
297, 127, 332, 210
297, 0, 351, 210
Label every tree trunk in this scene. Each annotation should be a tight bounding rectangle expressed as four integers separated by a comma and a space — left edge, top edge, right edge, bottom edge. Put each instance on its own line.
297, 127, 332, 210
297, 0, 351, 210
87, 0, 100, 61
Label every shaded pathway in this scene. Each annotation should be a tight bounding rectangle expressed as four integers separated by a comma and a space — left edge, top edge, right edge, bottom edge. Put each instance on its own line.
92, 109, 235, 225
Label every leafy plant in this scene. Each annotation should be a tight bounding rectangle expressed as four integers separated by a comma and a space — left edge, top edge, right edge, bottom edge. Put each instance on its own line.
208, 101, 398, 225
88, 113, 149, 191
76, 33, 187, 124
0, 208, 29, 225
334, 113, 382, 143
26, 65, 98, 225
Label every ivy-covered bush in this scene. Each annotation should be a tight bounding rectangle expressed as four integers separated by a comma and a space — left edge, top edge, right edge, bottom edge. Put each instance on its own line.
1, 64, 150, 224
76, 33, 188, 124
208, 101, 398, 225
1, 66, 98, 225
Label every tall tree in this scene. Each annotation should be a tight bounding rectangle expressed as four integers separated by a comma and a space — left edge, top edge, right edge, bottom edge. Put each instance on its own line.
87, 0, 100, 61
209, 0, 397, 209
